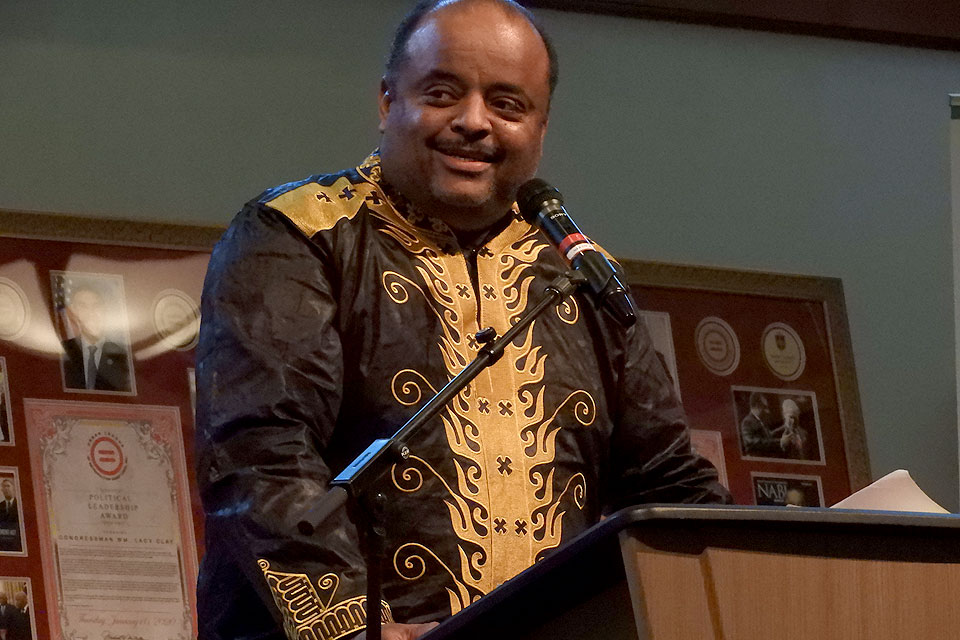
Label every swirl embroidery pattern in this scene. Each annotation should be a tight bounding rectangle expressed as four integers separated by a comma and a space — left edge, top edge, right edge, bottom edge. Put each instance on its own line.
368, 192, 593, 613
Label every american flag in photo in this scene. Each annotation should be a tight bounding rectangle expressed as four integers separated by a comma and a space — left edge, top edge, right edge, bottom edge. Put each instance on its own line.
53, 273, 78, 341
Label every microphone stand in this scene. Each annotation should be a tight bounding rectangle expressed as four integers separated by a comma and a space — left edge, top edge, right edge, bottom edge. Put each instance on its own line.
298, 271, 587, 640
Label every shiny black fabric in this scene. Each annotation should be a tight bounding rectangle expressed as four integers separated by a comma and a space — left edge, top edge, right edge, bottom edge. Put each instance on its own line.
196, 156, 731, 640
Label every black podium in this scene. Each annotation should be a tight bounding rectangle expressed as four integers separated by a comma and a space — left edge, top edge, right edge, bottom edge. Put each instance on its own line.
422, 505, 960, 640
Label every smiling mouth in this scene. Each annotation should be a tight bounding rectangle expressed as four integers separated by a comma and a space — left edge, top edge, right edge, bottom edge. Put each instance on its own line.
433, 143, 500, 165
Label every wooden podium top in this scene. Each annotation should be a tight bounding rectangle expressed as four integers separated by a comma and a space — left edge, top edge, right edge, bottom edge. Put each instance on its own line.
423, 505, 960, 640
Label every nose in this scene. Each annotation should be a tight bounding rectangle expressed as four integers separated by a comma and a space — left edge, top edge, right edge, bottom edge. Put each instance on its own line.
450, 93, 491, 140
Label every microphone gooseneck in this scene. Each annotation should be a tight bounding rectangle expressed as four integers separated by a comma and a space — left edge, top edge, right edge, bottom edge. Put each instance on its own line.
517, 179, 637, 328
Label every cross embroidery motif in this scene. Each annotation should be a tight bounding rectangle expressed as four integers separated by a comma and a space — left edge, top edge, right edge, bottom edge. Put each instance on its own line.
364, 191, 383, 205
315, 192, 332, 203
338, 186, 355, 200
466, 334, 479, 350
477, 397, 490, 414
456, 284, 471, 298
494, 518, 507, 535
498, 401, 513, 416
496, 456, 513, 476
478, 247, 494, 258
514, 519, 528, 536
482, 285, 497, 300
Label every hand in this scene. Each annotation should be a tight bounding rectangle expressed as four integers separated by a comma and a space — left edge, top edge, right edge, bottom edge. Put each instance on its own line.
358, 622, 439, 640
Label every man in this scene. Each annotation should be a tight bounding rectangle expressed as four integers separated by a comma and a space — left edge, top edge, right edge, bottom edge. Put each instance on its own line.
0, 593, 11, 640
60, 286, 132, 392
5, 592, 29, 640
776, 398, 810, 460
196, 2, 729, 639
0, 479, 19, 553
740, 391, 781, 457
0, 385, 9, 443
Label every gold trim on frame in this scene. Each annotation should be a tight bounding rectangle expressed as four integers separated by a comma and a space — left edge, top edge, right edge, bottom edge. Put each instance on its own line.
0, 209, 225, 250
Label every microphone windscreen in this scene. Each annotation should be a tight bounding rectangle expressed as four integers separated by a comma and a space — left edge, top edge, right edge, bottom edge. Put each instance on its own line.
516, 178, 563, 222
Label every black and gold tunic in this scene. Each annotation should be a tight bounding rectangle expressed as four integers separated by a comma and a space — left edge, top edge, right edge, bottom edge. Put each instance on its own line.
195, 153, 730, 640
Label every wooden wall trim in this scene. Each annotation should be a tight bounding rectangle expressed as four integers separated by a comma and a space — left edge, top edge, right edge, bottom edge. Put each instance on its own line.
527, 0, 960, 51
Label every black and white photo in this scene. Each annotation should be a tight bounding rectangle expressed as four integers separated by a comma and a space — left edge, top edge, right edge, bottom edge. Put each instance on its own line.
733, 386, 825, 463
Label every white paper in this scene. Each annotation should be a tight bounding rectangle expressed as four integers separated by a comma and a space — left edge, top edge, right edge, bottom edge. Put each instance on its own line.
831, 469, 949, 513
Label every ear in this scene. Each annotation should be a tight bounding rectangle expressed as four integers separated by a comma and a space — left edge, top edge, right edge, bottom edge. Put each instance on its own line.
378, 77, 392, 133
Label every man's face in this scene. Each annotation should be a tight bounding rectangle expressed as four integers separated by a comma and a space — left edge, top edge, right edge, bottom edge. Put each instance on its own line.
1, 479, 14, 500
378, 1, 551, 232
14, 592, 25, 609
68, 289, 104, 341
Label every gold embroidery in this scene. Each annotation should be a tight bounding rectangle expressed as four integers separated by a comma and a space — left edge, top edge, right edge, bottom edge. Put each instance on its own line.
393, 543, 478, 615
265, 176, 374, 238
258, 560, 393, 640
556, 294, 579, 324
361, 156, 592, 607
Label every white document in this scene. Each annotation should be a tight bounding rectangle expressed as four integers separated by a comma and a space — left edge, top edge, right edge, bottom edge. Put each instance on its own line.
831, 469, 949, 513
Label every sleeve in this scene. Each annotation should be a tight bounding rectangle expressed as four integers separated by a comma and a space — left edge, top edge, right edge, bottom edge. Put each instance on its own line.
195, 203, 387, 640
605, 319, 733, 511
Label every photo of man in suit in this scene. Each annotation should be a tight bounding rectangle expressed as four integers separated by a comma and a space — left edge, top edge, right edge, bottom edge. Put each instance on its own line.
0, 583, 33, 640
0, 477, 21, 553
0, 592, 13, 636
0, 388, 8, 445
58, 284, 133, 393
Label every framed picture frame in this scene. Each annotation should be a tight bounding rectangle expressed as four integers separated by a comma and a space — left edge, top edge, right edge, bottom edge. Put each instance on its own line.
0, 209, 223, 640
620, 258, 869, 506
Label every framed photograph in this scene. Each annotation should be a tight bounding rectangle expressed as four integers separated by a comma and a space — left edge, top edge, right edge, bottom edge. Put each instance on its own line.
0, 576, 38, 640
620, 259, 868, 506
752, 472, 825, 507
689, 429, 728, 488
0, 467, 27, 556
732, 386, 824, 464
0, 357, 13, 446
50, 271, 136, 395
639, 310, 682, 401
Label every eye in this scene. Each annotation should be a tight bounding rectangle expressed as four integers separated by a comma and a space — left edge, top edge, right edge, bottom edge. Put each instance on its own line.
490, 96, 526, 118
423, 85, 458, 105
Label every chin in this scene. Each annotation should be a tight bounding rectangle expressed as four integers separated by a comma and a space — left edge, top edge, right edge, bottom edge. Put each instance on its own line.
431, 181, 496, 210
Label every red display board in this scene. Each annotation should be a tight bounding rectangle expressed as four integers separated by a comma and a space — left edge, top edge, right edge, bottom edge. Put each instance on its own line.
622, 259, 869, 506
0, 215, 217, 640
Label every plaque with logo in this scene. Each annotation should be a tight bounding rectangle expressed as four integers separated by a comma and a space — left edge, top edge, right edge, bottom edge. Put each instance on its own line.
23, 399, 198, 640
621, 259, 867, 507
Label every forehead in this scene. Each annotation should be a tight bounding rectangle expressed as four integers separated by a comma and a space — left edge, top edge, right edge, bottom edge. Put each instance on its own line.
399, 3, 550, 94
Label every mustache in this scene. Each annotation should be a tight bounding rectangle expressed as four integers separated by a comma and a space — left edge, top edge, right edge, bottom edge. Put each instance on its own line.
431, 140, 503, 162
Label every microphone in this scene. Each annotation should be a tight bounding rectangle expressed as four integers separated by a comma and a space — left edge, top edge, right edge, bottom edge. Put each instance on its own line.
517, 179, 637, 328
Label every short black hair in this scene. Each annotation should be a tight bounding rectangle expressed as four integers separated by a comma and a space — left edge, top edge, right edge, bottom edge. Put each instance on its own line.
749, 392, 768, 410
384, 0, 559, 97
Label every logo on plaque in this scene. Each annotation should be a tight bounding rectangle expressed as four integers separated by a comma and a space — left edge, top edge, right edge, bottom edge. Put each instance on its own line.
695, 316, 740, 376
152, 289, 201, 351
761, 322, 805, 381
88, 433, 126, 480
0, 278, 29, 341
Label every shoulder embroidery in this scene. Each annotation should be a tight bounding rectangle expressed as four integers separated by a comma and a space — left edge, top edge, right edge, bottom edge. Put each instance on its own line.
258, 559, 393, 640
263, 175, 384, 238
